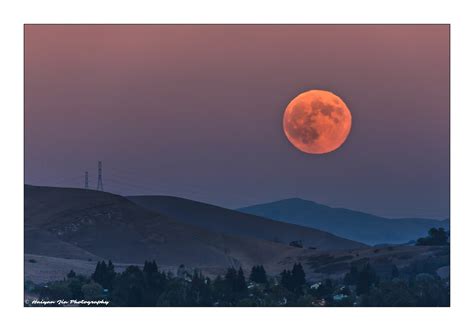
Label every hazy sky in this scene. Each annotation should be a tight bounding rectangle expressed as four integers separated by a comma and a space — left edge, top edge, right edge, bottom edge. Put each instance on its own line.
25, 25, 449, 219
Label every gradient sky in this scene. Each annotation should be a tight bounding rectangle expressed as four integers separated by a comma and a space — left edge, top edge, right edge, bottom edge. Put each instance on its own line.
25, 25, 449, 219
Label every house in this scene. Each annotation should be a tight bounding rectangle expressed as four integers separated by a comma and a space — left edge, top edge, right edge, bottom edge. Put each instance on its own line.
310, 282, 321, 290
333, 294, 349, 301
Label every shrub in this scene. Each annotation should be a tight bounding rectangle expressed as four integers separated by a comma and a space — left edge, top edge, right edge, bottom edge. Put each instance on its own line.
81, 282, 103, 300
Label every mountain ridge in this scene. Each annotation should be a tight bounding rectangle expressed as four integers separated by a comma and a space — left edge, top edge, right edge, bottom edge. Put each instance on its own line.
127, 195, 367, 251
240, 197, 447, 221
25, 185, 364, 277
25, 185, 299, 268
237, 198, 449, 245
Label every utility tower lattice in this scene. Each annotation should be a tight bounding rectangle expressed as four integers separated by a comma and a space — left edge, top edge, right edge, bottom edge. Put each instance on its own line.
97, 161, 104, 191
85, 171, 89, 189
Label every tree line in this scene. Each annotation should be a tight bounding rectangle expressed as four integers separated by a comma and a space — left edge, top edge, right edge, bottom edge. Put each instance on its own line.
26, 257, 449, 307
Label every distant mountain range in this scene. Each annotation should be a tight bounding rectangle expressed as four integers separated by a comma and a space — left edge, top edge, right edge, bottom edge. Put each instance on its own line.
238, 198, 450, 245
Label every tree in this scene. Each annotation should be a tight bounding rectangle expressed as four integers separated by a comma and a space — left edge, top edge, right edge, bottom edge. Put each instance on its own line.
107, 260, 115, 274
416, 228, 449, 246
177, 264, 186, 279
92, 261, 103, 283
291, 263, 306, 295
68, 278, 84, 299
292, 263, 306, 287
391, 265, 400, 279
219, 267, 239, 304
81, 282, 103, 300
112, 265, 147, 306
236, 267, 247, 292
223, 267, 247, 296
313, 279, 333, 299
280, 269, 293, 291
212, 275, 228, 304
365, 280, 417, 307
156, 280, 188, 307
189, 270, 213, 306
279, 263, 306, 294
356, 263, 378, 295
344, 265, 358, 285
67, 269, 76, 279
289, 240, 303, 248
225, 268, 237, 284
141, 260, 166, 304
412, 273, 450, 306
41, 281, 72, 300
144, 260, 158, 275
250, 265, 268, 284
92, 261, 106, 287
92, 260, 116, 290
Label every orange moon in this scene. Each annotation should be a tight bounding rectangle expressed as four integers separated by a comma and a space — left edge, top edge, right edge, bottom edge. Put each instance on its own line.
283, 90, 352, 154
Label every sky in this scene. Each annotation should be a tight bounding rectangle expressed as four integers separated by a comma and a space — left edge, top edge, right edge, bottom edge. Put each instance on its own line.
24, 25, 449, 219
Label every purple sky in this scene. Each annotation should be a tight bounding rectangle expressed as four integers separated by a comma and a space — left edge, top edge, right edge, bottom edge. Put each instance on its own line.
25, 25, 449, 219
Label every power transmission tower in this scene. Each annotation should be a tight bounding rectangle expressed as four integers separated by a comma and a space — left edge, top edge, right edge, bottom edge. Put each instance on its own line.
97, 161, 104, 191
85, 171, 89, 189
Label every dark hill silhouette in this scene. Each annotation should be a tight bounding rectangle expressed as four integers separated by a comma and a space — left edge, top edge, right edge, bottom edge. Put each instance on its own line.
25, 185, 363, 276
127, 195, 367, 250
25, 185, 304, 269
25, 186, 449, 284
237, 198, 449, 245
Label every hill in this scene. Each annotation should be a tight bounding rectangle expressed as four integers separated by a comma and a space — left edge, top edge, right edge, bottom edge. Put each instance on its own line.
238, 198, 450, 245
25, 186, 447, 285
25, 185, 305, 270
127, 195, 367, 251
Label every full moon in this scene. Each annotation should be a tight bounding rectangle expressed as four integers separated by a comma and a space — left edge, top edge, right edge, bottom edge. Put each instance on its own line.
283, 90, 352, 154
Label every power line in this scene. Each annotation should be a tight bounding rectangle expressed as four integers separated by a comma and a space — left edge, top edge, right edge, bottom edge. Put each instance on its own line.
45, 174, 85, 187
31, 162, 262, 207
106, 166, 262, 202
106, 177, 157, 194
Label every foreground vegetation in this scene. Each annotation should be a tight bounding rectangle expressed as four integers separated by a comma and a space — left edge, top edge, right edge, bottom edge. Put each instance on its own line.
25, 256, 449, 307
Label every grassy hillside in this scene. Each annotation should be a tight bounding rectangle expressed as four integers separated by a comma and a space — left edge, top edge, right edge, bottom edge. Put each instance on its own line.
25, 185, 307, 270
127, 195, 367, 251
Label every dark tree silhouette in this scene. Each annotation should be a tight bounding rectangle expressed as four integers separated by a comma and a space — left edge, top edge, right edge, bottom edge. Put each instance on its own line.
236, 267, 247, 292
112, 265, 146, 306
35, 258, 450, 307
225, 268, 237, 284
416, 228, 449, 246
280, 263, 306, 294
344, 265, 358, 285
189, 270, 213, 306
391, 265, 400, 279
292, 263, 306, 287
92, 260, 116, 290
356, 263, 378, 295
280, 269, 293, 291
289, 240, 303, 248
250, 265, 268, 284
143, 260, 158, 275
